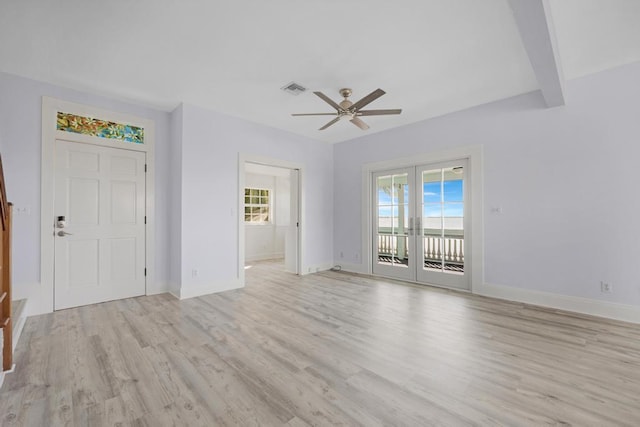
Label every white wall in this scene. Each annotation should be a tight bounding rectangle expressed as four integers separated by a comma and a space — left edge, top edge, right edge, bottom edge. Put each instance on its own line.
173, 103, 333, 298
0, 71, 172, 313
244, 172, 288, 262
333, 62, 640, 310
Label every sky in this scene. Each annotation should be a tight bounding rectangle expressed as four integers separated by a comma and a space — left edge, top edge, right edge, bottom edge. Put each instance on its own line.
378, 178, 463, 218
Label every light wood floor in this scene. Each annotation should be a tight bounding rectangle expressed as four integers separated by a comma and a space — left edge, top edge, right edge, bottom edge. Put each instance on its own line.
2, 260, 640, 426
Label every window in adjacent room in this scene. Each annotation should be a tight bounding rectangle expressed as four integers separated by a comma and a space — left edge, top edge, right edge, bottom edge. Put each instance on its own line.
244, 188, 271, 223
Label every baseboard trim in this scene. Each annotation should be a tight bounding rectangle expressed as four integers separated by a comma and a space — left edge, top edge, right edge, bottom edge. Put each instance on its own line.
146, 282, 170, 295
302, 263, 334, 275
177, 280, 243, 300
329, 263, 640, 324
333, 262, 366, 274
12, 315, 27, 352
245, 253, 284, 262
476, 282, 640, 324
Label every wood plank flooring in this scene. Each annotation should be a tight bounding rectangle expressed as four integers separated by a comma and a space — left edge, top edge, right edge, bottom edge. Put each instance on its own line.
2, 260, 640, 426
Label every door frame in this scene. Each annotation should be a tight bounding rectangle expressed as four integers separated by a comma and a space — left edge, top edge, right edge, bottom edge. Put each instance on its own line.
362, 145, 484, 292
238, 153, 302, 285
41, 97, 156, 313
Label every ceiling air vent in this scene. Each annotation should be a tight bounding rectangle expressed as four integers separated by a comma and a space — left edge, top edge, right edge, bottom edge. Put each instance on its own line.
281, 82, 307, 96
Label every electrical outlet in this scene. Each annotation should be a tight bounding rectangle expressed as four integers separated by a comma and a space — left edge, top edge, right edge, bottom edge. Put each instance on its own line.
192, 269, 199, 278
339, 251, 344, 259
600, 281, 612, 293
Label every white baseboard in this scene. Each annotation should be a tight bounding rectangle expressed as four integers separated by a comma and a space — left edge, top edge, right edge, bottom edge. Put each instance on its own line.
245, 253, 284, 262
301, 263, 335, 275
12, 314, 27, 352
332, 262, 366, 274
476, 282, 640, 324
328, 263, 640, 324
146, 282, 171, 295
176, 280, 243, 300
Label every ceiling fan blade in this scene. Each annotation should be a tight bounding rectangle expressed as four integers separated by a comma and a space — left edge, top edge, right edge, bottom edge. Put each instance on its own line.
313, 91, 341, 111
350, 117, 370, 130
291, 113, 338, 116
319, 117, 341, 130
350, 88, 386, 111
357, 109, 402, 116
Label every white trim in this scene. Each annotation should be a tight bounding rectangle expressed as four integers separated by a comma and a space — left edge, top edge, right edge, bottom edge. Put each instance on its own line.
304, 262, 334, 274
41, 97, 156, 313
361, 144, 484, 291
175, 279, 242, 300
477, 282, 640, 324
245, 253, 285, 262
238, 153, 303, 285
336, 262, 367, 274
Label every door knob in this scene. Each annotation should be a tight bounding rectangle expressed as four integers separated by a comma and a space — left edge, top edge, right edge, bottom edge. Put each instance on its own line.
57, 230, 73, 237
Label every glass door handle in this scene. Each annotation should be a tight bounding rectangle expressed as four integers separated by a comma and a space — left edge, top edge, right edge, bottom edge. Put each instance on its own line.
408, 217, 414, 236
416, 217, 421, 236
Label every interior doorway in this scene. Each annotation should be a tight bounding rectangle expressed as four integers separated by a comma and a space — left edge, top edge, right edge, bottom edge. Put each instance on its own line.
240, 159, 301, 278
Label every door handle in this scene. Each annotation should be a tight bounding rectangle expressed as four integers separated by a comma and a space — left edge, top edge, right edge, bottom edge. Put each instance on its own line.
408, 217, 414, 236
57, 230, 73, 237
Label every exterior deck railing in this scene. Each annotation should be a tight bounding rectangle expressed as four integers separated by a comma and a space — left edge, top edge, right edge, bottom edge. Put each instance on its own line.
377, 232, 464, 265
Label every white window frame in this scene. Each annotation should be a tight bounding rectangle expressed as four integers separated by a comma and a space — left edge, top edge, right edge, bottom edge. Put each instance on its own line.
244, 187, 272, 225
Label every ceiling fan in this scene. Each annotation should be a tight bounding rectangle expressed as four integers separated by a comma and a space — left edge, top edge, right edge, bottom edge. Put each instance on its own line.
292, 88, 402, 131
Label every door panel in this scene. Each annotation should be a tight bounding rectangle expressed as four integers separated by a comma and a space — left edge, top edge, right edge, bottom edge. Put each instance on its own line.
54, 140, 146, 310
416, 160, 469, 289
372, 168, 415, 281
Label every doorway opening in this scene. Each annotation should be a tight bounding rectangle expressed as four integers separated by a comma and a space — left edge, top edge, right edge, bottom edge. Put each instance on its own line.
239, 156, 301, 282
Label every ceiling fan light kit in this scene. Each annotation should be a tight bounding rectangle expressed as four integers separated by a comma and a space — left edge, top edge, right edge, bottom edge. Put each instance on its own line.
291, 88, 402, 131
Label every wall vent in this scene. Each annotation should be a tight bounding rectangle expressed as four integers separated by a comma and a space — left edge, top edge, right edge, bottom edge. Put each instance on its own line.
281, 82, 307, 96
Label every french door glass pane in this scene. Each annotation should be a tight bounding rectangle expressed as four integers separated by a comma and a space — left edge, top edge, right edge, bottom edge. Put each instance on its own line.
421, 167, 464, 274
376, 173, 409, 268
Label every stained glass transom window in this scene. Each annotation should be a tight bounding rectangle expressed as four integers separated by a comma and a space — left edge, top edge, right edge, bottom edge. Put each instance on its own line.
56, 112, 144, 144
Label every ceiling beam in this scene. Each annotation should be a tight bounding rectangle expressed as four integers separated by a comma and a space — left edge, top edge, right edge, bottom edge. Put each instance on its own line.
509, 0, 565, 107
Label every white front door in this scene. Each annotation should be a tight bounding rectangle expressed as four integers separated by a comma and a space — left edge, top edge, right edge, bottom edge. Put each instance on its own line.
54, 140, 146, 310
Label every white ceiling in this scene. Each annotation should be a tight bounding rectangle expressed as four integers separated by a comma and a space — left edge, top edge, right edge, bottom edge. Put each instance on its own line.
1, 0, 638, 144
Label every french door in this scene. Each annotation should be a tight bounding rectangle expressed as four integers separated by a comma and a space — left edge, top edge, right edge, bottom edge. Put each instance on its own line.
372, 159, 469, 290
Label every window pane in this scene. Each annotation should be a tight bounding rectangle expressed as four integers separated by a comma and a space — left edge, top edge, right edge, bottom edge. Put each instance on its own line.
443, 179, 463, 202
391, 174, 408, 204
377, 176, 392, 204
423, 170, 441, 203
245, 188, 250, 196
443, 202, 463, 217
378, 206, 392, 231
